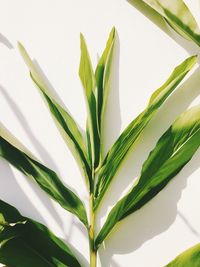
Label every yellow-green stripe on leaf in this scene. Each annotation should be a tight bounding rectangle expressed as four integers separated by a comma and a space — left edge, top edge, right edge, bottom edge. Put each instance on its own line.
79, 34, 100, 170
95, 27, 115, 136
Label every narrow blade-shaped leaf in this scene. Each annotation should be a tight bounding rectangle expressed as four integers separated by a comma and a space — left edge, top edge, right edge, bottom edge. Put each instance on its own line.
0, 199, 82, 267
79, 34, 100, 170
95, 27, 115, 136
0, 127, 88, 226
18, 43, 92, 187
95, 105, 200, 247
165, 243, 200, 267
136, 0, 200, 46
94, 55, 197, 209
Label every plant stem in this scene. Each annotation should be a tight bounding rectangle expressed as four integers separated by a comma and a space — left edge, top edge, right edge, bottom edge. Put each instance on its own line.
89, 193, 97, 267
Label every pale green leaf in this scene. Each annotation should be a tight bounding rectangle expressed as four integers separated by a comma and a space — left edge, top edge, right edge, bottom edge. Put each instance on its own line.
0, 127, 88, 226
79, 34, 100, 170
0, 199, 82, 267
138, 0, 200, 46
95, 27, 115, 136
94, 55, 197, 209
18, 42, 92, 187
95, 105, 200, 247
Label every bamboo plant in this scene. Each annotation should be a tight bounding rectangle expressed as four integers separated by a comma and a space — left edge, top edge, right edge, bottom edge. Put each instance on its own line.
1, 1, 200, 266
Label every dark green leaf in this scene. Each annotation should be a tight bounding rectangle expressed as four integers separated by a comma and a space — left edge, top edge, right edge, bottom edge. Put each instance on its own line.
165, 243, 200, 267
94, 55, 197, 209
0, 199, 82, 267
18, 43, 92, 187
137, 0, 200, 46
95, 105, 200, 247
0, 127, 88, 226
79, 34, 100, 170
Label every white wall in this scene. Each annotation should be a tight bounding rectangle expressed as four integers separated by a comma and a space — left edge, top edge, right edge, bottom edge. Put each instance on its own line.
0, 0, 200, 266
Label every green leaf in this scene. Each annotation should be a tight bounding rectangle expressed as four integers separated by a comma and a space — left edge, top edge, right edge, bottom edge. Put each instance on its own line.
95, 105, 200, 247
0, 199, 82, 267
94, 55, 197, 209
79, 34, 100, 170
18, 42, 92, 188
165, 243, 200, 267
138, 0, 200, 46
0, 127, 88, 227
95, 27, 115, 138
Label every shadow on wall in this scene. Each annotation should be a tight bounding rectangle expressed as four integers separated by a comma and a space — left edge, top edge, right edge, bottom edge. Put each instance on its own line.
0, 160, 44, 223
0, 33, 13, 49
178, 210, 200, 238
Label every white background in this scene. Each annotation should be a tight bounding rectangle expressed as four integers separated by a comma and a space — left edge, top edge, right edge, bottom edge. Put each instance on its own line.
0, 0, 200, 266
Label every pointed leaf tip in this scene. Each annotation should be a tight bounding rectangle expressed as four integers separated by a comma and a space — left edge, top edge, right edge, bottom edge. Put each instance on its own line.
110, 27, 116, 38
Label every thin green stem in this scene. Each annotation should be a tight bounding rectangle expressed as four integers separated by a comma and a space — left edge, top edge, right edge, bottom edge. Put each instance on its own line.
89, 193, 97, 267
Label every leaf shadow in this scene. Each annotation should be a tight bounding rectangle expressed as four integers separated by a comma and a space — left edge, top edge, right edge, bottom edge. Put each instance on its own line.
126, 0, 200, 60
0, 33, 13, 49
0, 160, 44, 224
178, 211, 200, 238
97, 67, 200, 266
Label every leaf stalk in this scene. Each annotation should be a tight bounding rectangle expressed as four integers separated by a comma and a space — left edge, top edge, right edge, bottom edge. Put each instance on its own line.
89, 193, 97, 267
